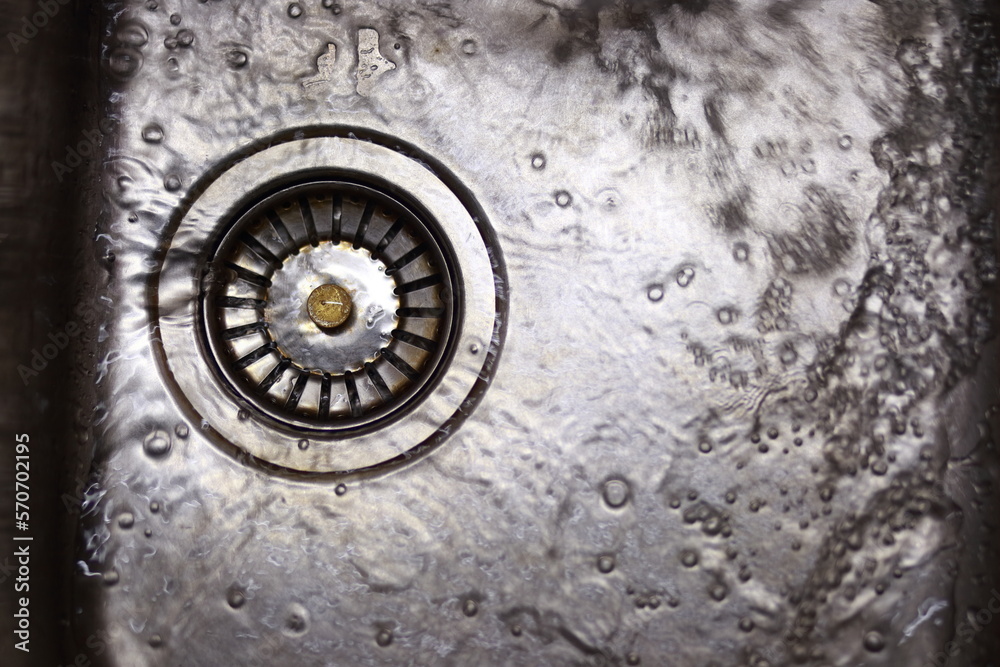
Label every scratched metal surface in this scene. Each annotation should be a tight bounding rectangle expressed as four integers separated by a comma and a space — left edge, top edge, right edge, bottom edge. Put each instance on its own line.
61, 1, 1000, 666
0, 1, 92, 665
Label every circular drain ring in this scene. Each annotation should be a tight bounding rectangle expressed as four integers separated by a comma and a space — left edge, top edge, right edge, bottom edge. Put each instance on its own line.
154, 137, 500, 474
203, 180, 457, 431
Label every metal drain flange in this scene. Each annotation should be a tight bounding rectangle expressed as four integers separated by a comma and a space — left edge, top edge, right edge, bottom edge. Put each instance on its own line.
153, 137, 502, 474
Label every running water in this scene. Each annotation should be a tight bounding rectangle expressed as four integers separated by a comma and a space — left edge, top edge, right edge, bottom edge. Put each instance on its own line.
8, 1, 998, 665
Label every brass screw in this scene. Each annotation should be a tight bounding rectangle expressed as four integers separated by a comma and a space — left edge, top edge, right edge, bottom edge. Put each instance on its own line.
307, 283, 353, 329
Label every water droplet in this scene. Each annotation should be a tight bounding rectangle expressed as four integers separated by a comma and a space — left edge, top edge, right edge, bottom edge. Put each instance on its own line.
142, 124, 164, 144
322, 0, 334, 6
680, 549, 699, 567
164, 175, 181, 191
597, 554, 616, 573
108, 48, 143, 79
143, 430, 171, 458
738, 617, 754, 632
554, 191, 572, 207
461, 39, 477, 55
174, 423, 189, 439
144, 528, 153, 537
626, 653, 641, 665
128, 212, 139, 223
461, 599, 479, 617
597, 188, 621, 210
716, 307, 738, 325
288, 3, 303, 18
282, 603, 310, 636
871, 459, 888, 476
779, 346, 798, 365
510, 624, 523, 637
863, 631, 885, 652
149, 500, 160, 513
116, 22, 148, 47
602, 479, 630, 508
164, 35, 178, 49
226, 50, 248, 69
335, 483, 347, 496
530, 153, 546, 170
709, 582, 728, 601
733, 243, 749, 262
103, 569, 120, 585
375, 628, 393, 646
148, 634, 163, 648
698, 441, 713, 454
298, 439, 309, 451
177, 29, 194, 47
118, 512, 135, 529
646, 284, 664, 302
676, 267, 695, 287
838, 135, 853, 150
227, 587, 246, 609
469, 343, 480, 355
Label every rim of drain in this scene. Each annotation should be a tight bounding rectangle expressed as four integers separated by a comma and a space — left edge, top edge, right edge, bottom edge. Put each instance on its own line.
203, 180, 457, 430
154, 136, 501, 475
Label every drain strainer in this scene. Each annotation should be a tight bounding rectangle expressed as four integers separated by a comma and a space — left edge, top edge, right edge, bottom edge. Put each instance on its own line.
154, 136, 503, 474
205, 180, 455, 430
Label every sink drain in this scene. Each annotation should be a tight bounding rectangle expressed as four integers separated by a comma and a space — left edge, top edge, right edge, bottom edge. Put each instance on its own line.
153, 136, 503, 474
204, 180, 455, 430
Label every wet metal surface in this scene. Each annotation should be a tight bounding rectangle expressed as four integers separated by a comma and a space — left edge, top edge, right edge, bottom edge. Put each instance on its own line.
1, 0, 999, 666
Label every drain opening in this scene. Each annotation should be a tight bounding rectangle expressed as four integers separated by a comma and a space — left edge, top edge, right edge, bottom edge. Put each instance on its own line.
202, 180, 456, 430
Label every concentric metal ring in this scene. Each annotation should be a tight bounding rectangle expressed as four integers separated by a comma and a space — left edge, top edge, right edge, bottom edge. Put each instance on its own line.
153, 136, 503, 475
203, 180, 455, 430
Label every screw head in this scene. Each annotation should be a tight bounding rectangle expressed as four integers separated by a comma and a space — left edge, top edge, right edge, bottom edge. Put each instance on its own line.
307, 283, 353, 329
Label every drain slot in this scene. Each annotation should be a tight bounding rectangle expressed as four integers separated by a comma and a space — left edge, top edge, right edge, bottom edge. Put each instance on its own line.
203, 179, 455, 430
155, 136, 503, 473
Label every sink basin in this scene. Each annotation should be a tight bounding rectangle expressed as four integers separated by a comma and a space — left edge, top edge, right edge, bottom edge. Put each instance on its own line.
2, 1, 999, 665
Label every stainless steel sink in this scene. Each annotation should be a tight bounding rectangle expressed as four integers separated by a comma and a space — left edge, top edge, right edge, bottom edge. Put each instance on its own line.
2, 0, 1000, 665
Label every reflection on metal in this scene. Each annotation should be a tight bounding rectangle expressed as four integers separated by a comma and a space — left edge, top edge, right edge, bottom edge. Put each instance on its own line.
356, 28, 395, 96
303, 43, 337, 88
307, 283, 354, 330
155, 138, 500, 473
200, 177, 459, 431
60, 1, 1000, 666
